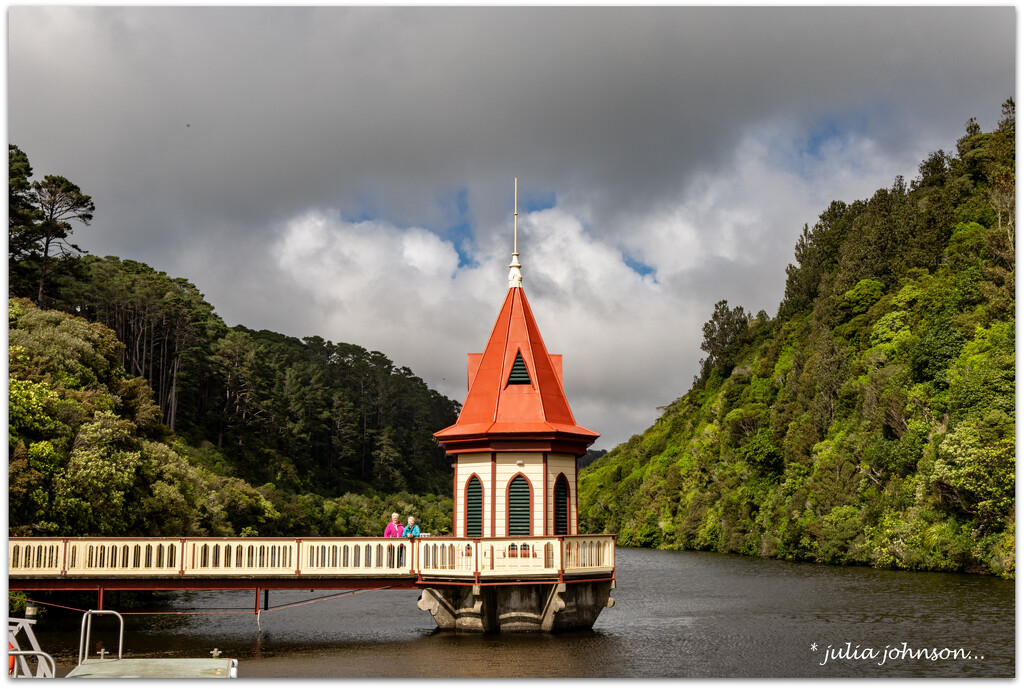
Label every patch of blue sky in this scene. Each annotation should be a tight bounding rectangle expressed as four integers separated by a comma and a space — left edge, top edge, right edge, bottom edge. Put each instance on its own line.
520, 189, 556, 213
436, 187, 477, 269
622, 252, 657, 282
767, 114, 863, 183
340, 208, 377, 224
793, 110, 876, 163
339, 192, 383, 224
801, 118, 845, 160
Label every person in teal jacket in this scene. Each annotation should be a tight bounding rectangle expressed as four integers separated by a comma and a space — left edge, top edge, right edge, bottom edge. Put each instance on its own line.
402, 516, 420, 538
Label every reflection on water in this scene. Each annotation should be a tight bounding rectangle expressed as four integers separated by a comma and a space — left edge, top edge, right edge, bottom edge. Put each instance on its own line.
29, 548, 1013, 678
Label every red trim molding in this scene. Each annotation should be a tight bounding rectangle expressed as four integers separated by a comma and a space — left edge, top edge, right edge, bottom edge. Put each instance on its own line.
542, 452, 549, 535
451, 454, 458, 536
490, 452, 497, 538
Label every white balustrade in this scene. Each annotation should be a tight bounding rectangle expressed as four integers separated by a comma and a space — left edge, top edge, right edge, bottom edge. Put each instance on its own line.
8, 539, 63, 575
562, 536, 615, 573
417, 539, 477, 578
300, 539, 412, 576
477, 538, 561, 577
9, 535, 615, 581
66, 539, 182, 576
184, 539, 297, 576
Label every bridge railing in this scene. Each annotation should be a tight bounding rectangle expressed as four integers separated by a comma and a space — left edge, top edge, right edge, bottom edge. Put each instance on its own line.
9, 535, 615, 581
301, 539, 413, 576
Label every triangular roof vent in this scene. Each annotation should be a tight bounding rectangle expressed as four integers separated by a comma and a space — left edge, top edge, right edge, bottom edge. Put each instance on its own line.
507, 351, 531, 385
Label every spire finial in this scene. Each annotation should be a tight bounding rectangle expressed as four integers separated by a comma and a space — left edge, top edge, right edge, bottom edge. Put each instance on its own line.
508, 177, 523, 288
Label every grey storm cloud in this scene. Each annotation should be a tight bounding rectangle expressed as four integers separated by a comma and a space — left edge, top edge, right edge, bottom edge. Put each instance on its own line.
8, 6, 1015, 448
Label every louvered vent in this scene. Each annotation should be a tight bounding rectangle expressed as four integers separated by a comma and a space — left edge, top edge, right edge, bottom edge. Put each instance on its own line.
508, 475, 531, 536
466, 476, 483, 537
554, 475, 569, 535
507, 352, 531, 385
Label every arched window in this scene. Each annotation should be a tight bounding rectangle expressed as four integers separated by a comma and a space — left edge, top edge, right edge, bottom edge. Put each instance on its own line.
465, 475, 483, 537
508, 474, 531, 536
554, 474, 570, 535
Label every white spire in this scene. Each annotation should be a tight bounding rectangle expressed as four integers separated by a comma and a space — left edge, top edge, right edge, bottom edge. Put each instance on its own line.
508, 177, 523, 288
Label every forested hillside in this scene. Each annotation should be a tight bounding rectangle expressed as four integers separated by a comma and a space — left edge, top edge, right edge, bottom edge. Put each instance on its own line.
8, 297, 454, 537
8, 145, 459, 537
579, 101, 1015, 577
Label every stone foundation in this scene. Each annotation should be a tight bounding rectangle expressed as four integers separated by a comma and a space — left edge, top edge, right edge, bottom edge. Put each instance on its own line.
416, 580, 615, 632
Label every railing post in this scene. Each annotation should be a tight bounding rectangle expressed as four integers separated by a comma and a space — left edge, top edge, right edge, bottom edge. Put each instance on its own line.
61, 538, 68, 576
473, 539, 480, 584
179, 539, 186, 575
557, 536, 565, 582
295, 539, 302, 575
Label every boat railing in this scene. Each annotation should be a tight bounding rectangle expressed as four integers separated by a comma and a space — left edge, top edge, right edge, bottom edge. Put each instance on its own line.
7, 650, 56, 678
78, 610, 125, 666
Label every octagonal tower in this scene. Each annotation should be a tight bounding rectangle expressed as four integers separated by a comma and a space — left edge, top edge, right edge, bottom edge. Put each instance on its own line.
434, 193, 599, 539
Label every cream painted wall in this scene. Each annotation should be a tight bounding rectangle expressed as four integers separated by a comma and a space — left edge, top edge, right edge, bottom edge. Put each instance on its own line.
453, 452, 491, 538
453, 451, 580, 537
493, 452, 545, 537
546, 453, 577, 535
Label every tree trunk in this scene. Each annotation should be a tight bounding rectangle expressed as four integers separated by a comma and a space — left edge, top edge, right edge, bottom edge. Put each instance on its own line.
36, 237, 53, 305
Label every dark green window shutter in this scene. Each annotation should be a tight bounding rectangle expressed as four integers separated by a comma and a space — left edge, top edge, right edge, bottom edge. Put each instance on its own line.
554, 475, 569, 535
507, 352, 531, 385
508, 475, 531, 536
466, 476, 483, 538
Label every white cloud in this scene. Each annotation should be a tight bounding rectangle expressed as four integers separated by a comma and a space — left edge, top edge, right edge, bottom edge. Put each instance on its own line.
8, 6, 1013, 451
272, 205, 698, 449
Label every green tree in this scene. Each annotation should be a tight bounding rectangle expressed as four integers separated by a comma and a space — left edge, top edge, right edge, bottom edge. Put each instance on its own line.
9, 145, 40, 262
52, 411, 142, 535
372, 426, 406, 492
697, 299, 749, 383
29, 175, 95, 305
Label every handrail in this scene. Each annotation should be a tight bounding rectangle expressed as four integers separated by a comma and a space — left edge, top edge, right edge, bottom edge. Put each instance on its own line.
9, 535, 615, 582
78, 610, 124, 666
8, 650, 56, 678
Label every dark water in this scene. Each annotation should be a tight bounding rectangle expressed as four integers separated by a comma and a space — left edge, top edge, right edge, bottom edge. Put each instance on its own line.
28, 547, 1013, 678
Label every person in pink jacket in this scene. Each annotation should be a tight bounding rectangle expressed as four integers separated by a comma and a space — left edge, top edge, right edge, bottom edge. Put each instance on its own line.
384, 512, 402, 537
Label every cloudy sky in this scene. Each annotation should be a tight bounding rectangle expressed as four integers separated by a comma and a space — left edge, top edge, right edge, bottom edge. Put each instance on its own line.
8, 6, 1015, 450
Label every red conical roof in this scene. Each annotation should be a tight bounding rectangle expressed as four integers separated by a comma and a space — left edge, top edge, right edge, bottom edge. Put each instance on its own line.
434, 285, 599, 455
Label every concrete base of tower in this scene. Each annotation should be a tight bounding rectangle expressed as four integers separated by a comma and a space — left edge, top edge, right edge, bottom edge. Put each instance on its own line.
416, 580, 615, 632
